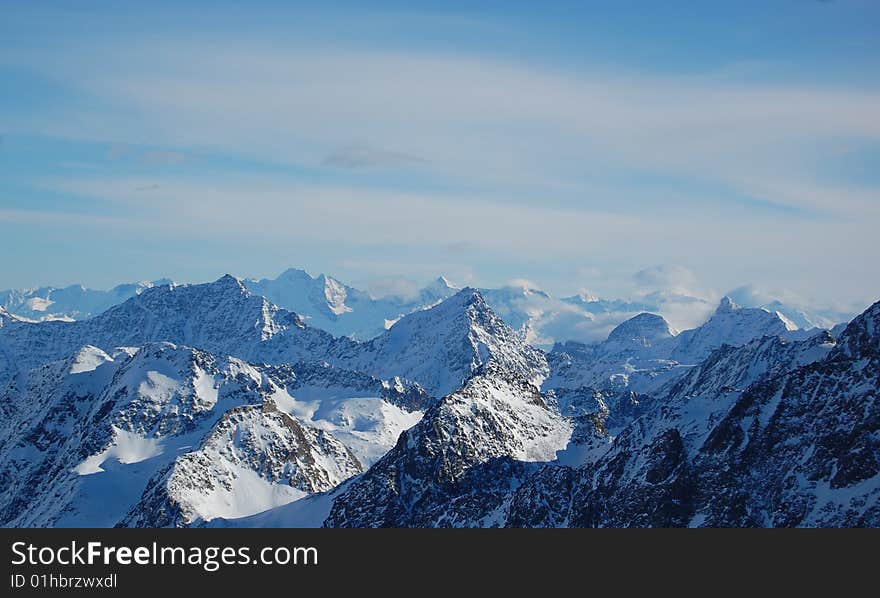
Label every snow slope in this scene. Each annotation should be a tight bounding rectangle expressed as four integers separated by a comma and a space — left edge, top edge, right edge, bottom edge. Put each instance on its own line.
120, 402, 362, 527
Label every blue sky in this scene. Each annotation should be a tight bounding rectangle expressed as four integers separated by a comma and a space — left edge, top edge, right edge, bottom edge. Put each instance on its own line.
1, 1, 878, 312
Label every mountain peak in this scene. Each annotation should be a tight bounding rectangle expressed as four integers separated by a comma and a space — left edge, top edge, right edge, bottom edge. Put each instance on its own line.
710, 295, 797, 332
417, 276, 460, 306
320, 275, 352, 316
434, 276, 455, 289
716, 296, 740, 314
671, 295, 799, 364
211, 274, 250, 295
571, 292, 600, 304
608, 312, 675, 343
409, 287, 488, 322
359, 287, 548, 396
277, 268, 315, 282
446, 287, 486, 310
422, 276, 458, 295
833, 300, 880, 360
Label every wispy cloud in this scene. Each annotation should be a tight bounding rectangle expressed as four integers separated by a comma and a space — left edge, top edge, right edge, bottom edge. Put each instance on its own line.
106, 144, 187, 166
15, 42, 880, 217
35, 173, 878, 306
3, 28, 879, 306
322, 144, 425, 169
139, 150, 186, 165
632, 265, 703, 298
360, 276, 422, 301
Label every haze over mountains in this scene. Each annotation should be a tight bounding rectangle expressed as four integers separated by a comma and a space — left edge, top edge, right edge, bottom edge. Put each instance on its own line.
0, 268, 876, 528
1, 267, 853, 346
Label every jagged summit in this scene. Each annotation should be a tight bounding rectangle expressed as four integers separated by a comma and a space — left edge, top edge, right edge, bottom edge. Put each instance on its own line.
711, 295, 797, 330
715, 295, 738, 313
544, 294, 830, 394
831, 299, 880, 360
417, 276, 460, 306
268, 269, 354, 316
429, 275, 457, 291
565, 291, 601, 304
216, 272, 245, 286
0, 274, 345, 385
670, 295, 798, 364
3, 260, 878, 529
347, 287, 548, 397
241, 269, 457, 340
431, 286, 483, 309
0, 278, 548, 402
324, 365, 572, 527
134, 274, 248, 304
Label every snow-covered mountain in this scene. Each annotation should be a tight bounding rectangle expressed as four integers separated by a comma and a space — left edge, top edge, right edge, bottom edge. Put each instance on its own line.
0, 263, 876, 528
120, 402, 363, 528
506, 301, 880, 527
0, 343, 284, 526
670, 296, 800, 363
3, 270, 851, 349
725, 285, 855, 331
334, 288, 549, 397
324, 363, 572, 527
321, 300, 879, 528
0, 275, 547, 402
0, 342, 426, 527
545, 296, 809, 393
0, 275, 353, 388
0, 280, 172, 322
243, 269, 459, 340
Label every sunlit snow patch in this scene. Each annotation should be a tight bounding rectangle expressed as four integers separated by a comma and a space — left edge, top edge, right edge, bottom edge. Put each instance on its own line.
24, 297, 54, 312
74, 427, 164, 475
68, 346, 113, 374
179, 466, 309, 522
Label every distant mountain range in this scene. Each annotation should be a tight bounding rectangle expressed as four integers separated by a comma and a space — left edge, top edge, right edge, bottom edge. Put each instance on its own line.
1, 268, 854, 347
0, 280, 173, 322
0, 269, 876, 528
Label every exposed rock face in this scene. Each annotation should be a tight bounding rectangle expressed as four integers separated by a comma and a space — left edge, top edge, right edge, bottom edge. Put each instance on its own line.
504, 303, 880, 527
325, 364, 571, 528
1, 273, 877, 529
0, 343, 270, 526
0, 279, 539, 400
0, 343, 410, 527
120, 403, 362, 528
0, 276, 352, 388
